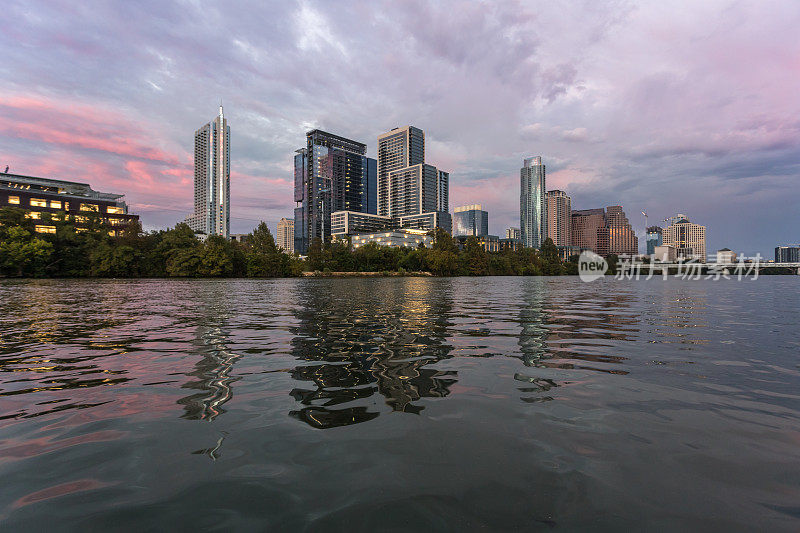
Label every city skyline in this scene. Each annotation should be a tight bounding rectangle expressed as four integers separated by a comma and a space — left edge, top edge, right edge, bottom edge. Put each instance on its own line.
1, 1, 798, 255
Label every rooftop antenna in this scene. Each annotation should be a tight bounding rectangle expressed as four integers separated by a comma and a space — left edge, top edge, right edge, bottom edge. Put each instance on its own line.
4, 165, 8, 173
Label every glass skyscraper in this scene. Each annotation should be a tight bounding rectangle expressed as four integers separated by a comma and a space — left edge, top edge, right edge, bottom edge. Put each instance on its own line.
646, 226, 663, 255
453, 204, 488, 237
293, 130, 377, 254
520, 156, 546, 248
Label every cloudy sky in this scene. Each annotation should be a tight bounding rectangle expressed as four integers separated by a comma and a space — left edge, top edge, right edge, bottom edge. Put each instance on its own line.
1, 0, 798, 255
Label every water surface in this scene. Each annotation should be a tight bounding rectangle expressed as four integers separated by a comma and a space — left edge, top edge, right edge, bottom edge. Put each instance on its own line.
1, 277, 799, 530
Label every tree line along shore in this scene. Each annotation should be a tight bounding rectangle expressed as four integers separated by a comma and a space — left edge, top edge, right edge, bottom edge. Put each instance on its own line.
0, 206, 581, 278
2, 207, 792, 278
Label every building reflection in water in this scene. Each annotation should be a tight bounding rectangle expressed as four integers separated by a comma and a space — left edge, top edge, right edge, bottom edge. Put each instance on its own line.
288, 278, 456, 429
178, 285, 241, 421
515, 281, 635, 402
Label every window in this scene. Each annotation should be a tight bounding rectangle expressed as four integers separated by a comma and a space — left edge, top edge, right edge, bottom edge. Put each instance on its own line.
80, 203, 99, 212
26, 212, 42, 220
30, 198, 48, 207
108, 218, 124, 226
34, 225, 56, 234
50, 200, 62, 209
74, 215, 89, 223
107, 206, 124, 214
8, 196, 19, 204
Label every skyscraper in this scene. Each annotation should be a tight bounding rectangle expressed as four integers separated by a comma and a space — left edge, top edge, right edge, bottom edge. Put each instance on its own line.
646, 226, 663, 255
277, 217, 294, 254
437, 170, 449, 213
571, 206, 638, 257
545, 189, 571, 246
293, 130, 377, 254
663, 215, 706, 262
453, 204, 489, 237
376, 125, 449, 223
186, 104, 230, 238
605, 206, 638, 256
377, 126, 424, 217
520, 156, 546, 248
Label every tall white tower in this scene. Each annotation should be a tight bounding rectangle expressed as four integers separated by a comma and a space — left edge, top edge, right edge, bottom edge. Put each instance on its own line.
186, 104, 230, 238
520, 156, 546, 248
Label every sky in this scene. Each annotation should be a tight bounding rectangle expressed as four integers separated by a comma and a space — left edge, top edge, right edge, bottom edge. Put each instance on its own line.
1, 0, 798, 256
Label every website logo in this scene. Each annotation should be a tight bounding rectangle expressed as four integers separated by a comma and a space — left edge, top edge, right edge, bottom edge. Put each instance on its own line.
578, 251, 608, 282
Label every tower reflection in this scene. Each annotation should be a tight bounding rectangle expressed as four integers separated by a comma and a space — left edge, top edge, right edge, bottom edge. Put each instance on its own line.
178, 284, 241, 421
288, 278, 456, 429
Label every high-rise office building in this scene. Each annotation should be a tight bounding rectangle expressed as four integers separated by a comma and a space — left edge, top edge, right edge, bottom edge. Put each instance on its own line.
277, 217, 294, 254
506, 227, 521, 241
185, 105, 230, 238
437, 170, 449, 213
377, 126, 424, 217
775, 246, 800, 262
605, 206, 638, 256
453, 204, 489, 237
571, 208, 607, 255
293, 130, 377, 254
520, 156, 546, 248
545, 190, 571, 246
571, 206, 638, 257
375, 125, 449, 224
646, 226, 663, 255
662, 215, 706, 262
387, 163, 439, 218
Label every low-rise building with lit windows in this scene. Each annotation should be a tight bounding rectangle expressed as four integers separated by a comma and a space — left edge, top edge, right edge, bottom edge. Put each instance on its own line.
1, 171, 139, 235
351, 228, 433, 249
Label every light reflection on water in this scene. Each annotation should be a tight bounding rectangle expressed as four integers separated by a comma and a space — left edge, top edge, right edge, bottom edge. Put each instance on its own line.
1, 277, 799, 530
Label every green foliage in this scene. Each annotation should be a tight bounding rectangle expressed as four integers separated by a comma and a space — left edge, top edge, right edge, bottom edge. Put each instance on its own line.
0, 207, 586, 278
0, 226, 53, 277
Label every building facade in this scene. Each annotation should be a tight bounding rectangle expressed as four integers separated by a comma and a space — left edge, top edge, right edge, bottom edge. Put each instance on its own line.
545, 190, 571, 247
277, 217, 294, 254
453, 204, 488, 237
351, 228, 432, 249
662, 215, 706, 262
520, 156, 546, 248
377, 126, 425, 217
571, 206, 638, 257
387, 163, 439, 218
716, 248, 736, 264
506, 227, 521, 241
775, 245, 800, 263
646, 226, 663, 255
1, 171, 139, 235
293, 130, 377, 254
571, 208, 607, 255
605, 206, 638, 256
185, 105, 230, 238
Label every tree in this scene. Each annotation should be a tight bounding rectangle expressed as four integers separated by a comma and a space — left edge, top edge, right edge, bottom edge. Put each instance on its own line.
0, 226, 54, 277
198, 235, 234, 277
464, 236, 488, 275
540, 237, 563, 276
306, 237, 324, 271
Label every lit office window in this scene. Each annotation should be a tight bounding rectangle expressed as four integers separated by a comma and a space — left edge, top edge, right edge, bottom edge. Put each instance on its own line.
8, 196, 19, 204
34, 225, 56, 234
50, 200, 62, 209
26, 212, 42, 219
107, 206, 124, 214
30, 198, 48, 207
80, 203, 99, 212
